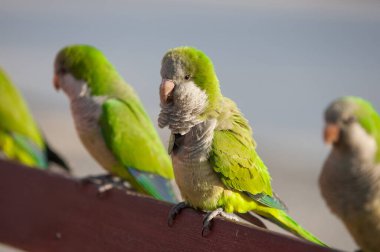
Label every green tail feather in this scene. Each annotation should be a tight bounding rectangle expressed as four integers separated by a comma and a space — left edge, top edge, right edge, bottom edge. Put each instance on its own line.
256, 209, 327, 246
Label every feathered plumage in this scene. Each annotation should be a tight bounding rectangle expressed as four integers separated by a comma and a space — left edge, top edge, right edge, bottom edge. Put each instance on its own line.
320, 96, 380, 252
0, 67, 70, 171
159, 46, 325, 245
54, 45, 180, 203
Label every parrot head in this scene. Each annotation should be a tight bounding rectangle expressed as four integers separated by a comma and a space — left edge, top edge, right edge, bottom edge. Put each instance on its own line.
324, 96, 380, 162
53, 44, 119, 97
160, 47, 221, 113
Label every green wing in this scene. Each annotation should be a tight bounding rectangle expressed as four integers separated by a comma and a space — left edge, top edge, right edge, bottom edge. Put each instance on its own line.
100, 98, 178, 202
0, 68, 44, 148
210, 98, 285, 210
0, 130, 47, 168
0, 68, 48, 168
0, 68, 70, 171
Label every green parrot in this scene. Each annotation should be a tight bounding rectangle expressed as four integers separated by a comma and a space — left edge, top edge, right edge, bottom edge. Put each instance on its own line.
0, 67, 70, 171
320, 96, 380, 252
159, 46, 325, 245
53, 44, 180, 203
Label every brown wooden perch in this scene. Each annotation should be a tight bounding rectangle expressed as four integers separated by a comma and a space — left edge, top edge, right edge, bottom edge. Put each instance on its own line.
0, 160, 338, 252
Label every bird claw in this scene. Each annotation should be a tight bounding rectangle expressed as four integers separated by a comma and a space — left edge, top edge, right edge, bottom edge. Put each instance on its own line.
201, 225, 211, 237
168, 204, 238, 237
202, 208, 223, 237
96, 183, 115, 197
168, 202, 189, 227
80, 174, 113, 185
202, 208, 239, 237
80, 174, 130, 196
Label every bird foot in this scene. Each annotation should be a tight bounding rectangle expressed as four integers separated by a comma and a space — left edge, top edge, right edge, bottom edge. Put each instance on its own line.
81, 174, 113, 185
168, 202, 189, 227
80, 174, 130, 196
202, 208, 239, 237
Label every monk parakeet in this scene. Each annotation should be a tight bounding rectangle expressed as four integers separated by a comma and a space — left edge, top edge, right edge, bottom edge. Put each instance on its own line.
53, 44, 180, 203
159, 46, 325, 245
320, 96, 380, 252
0, 67, 70, 171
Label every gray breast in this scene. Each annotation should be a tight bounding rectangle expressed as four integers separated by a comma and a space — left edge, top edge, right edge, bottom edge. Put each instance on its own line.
171, 119, 225, 209
172, 119, 216, 162
70, 96, 119, 172
320, 149, 373, 216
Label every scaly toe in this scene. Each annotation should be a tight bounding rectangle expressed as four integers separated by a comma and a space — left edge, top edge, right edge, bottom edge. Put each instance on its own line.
167, 202, 189, 227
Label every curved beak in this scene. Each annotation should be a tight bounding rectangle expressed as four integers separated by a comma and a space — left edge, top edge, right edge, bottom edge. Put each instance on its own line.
53, 74, 60, 91
160, 79, 175, 104
323, 123, 340, 144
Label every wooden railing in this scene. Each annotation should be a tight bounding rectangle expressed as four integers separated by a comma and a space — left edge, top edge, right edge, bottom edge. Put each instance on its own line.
0, 160, 339, 252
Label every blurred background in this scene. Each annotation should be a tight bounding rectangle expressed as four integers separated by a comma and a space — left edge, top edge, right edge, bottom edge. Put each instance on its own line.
1, 0, 380, 251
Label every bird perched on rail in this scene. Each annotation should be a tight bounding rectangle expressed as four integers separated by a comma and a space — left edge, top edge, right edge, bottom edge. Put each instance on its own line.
0, 67, 70, 171
53, 44, 180, 203
158, 46, 325, 246
320, 96, 380, 252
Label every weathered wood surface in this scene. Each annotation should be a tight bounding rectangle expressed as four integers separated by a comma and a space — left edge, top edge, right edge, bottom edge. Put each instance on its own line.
0, 160, 338, 252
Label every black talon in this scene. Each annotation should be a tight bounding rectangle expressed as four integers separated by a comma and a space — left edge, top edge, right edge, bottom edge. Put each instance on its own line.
201, 208, 222, 237
201, 222, 212, 237
80, 174, 113, 185
168, 202, 189, 227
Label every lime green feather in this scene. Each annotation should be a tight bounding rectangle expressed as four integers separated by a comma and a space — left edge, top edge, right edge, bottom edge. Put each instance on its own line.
0, 68, 47, 168
210, 98, 323, 244
257, 208, 326, 246
100, 98, 176, 202
210, 98, 274, 199
0, 130, 47, 168
100, 98, 174, 179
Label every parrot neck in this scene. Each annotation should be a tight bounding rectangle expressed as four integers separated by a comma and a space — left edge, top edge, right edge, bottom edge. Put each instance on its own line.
59, 73, 91, 101
202, 86, 222, 119
338, 123, 378, 164
172, 119, 216, 161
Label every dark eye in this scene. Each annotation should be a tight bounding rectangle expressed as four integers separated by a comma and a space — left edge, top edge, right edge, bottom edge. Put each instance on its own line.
184, 75, 191, 80
343, 116, 356, 125
59, 67, 68, 74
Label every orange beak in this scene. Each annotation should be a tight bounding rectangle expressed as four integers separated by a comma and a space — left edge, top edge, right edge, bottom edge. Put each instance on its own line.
160, 79, 175, 104
323, 123, 340, 144
53, 74, 60, 91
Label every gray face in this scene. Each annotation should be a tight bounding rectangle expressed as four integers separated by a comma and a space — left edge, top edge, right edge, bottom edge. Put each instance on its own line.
158, 54, 208, 135
161, 54, 193, 85
54, 53, 71, 77
324, 98, 362, 148
325, 99, 358, 127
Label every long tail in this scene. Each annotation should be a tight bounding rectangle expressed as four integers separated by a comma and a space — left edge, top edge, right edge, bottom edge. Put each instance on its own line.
45, 142, 71, 173
254, 209, 326, 246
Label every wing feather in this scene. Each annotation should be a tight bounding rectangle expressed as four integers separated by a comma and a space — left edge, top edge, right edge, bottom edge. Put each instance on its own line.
100, 98, 179, 202
210, 98, 285, 210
